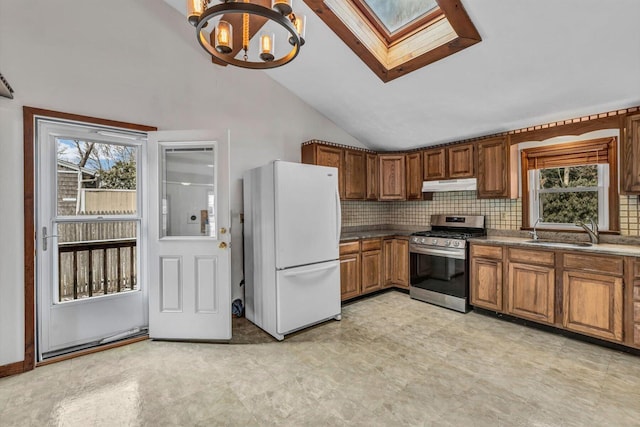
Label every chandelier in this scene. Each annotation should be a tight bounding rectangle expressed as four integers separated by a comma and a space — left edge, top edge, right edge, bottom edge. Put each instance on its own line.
187, 0, 307, 69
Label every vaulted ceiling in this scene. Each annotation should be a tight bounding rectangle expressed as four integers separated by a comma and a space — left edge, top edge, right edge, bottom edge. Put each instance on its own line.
164, 0, 640, 151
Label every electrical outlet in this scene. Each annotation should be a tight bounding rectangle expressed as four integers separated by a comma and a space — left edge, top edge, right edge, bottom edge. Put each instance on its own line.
501, 211, 509, 221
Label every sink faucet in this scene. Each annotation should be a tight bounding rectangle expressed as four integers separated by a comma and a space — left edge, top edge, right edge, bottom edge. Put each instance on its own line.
529, 217, 542, 240
576, 219, 599, 244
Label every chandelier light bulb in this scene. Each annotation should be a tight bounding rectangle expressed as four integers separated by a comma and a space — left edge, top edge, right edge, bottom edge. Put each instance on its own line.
215, 21, 233, 54
260, 32, 275, 62
290, 14, 306, 46
187, 0, 206, 26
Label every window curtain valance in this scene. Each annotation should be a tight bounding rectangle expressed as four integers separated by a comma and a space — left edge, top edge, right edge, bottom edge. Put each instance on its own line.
522, 137, 615, 170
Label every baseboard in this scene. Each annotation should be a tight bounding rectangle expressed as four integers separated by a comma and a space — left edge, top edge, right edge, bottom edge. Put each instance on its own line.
0, 360, 25, 378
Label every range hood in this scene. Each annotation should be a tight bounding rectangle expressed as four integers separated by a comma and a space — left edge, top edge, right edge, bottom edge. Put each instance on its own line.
0, 72, 14, 99
422, 177, 477, 192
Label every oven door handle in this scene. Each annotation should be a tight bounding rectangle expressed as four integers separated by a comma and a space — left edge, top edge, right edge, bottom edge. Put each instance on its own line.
410, 246, 466, 260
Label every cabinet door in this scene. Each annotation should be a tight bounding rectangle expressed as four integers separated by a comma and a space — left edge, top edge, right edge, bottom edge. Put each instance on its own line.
378, 155, 406, 200
423, 148, 446, 181
361, 250, 382, 293
383, 239, 394, 287
340, 253, 361, 301
507, 262, 555, 324
562, 270, 623, 342
477, 136, 509, 199
448, 143, 474, 178
392, 239, 409, 288
302, 144, 345, 199
405, 152, 423, 200
470, 258, 503, 311
622, 114, 640, 193
366, 153, 379, 200
344, 150, 366, 200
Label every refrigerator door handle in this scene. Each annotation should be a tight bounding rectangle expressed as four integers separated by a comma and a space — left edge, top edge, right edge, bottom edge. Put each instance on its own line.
282, 263, 338, 277
335, 187, 341, 248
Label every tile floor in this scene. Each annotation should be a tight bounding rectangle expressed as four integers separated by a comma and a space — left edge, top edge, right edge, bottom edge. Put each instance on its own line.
1, 291, 640, 426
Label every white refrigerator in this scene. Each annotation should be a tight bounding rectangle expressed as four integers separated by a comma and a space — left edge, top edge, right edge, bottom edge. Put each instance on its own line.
243, 161, 342, 340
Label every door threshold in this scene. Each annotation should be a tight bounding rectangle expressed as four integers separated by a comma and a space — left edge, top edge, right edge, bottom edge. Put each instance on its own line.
37, 334, 148, 367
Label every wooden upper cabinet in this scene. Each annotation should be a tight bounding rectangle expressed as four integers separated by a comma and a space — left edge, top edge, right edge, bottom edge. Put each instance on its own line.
405, 152, 423, 200
343, 149, 366, 200
448, 143, 474, 178
622, 113, 640, 194
378, 155, 406, 200
422, 148, 446, 181
366, 153, 379, 200
477, 136, 511, 199
302, 143, 345, 198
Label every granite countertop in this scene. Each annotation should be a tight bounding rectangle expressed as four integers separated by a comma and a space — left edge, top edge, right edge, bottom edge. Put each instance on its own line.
469, 235, 640, 257
340, 226, 422, 242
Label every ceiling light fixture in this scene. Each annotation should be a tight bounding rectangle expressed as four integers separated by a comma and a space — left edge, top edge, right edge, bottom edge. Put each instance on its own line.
187, 0, 306, 69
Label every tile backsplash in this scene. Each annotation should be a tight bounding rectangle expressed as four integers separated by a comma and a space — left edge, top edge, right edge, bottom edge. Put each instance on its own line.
342, 192, 640, 236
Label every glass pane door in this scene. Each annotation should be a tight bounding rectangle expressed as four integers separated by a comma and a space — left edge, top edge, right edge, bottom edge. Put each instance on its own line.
160, 145, 217, 238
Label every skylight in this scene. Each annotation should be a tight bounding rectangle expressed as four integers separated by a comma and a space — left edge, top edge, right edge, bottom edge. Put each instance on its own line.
361, 0, 439, 34
303, 0, 481, 82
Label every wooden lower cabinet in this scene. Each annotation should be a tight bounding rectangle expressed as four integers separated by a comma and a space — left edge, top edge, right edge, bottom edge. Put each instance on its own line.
628, 258, 640, 347
470, 257, 503, 311
383, 238, 409, 288
383, 239, 394, 287
507, 262, 555, 324
361, 249, 382, 293
340, 253, 361, 301
393, 239, 409, 288
340, 238, 389, 301
340, 241, 360, 301
562, 270, 623, 342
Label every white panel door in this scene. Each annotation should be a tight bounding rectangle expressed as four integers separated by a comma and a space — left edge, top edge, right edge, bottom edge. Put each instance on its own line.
275, 162, 340, 269
147, 130, 231, 340
276, 260, 340, 335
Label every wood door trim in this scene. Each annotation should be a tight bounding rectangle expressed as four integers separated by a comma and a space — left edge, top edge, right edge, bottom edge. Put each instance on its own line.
14, 107, 156, 377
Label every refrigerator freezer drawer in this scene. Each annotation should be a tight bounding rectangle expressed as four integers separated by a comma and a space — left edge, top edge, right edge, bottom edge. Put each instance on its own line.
276, 261, 340, 335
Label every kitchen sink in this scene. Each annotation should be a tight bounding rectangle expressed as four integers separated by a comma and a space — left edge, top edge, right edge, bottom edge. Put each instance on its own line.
525, 240, 593, 247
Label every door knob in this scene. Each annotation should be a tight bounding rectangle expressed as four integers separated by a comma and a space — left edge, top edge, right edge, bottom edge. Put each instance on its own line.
220, 227, 227, 234
219, 242, 228, 249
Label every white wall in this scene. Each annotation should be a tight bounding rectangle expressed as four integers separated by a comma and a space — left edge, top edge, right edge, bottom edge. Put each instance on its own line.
0, 0, 364, 366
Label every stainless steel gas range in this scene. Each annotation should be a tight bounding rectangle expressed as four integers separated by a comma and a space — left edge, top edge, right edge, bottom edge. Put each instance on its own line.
409, 214, 486, 313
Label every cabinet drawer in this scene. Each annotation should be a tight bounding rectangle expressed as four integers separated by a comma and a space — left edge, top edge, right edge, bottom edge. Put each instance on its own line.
635, 261, 640, 278
635, 302, 640, 323
361, 238, 381, 252
563, 253, 623, 276
471, 245, 503, 260
339, 241, 360, 255
634, 283, 640, 300
508, 248, 554, 266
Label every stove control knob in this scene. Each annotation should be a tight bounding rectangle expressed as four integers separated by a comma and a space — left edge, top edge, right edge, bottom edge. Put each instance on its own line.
445, 240, 451, 246
432, 239, 438, 245
453, 241, 460, 247
419, 238, 426, 244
